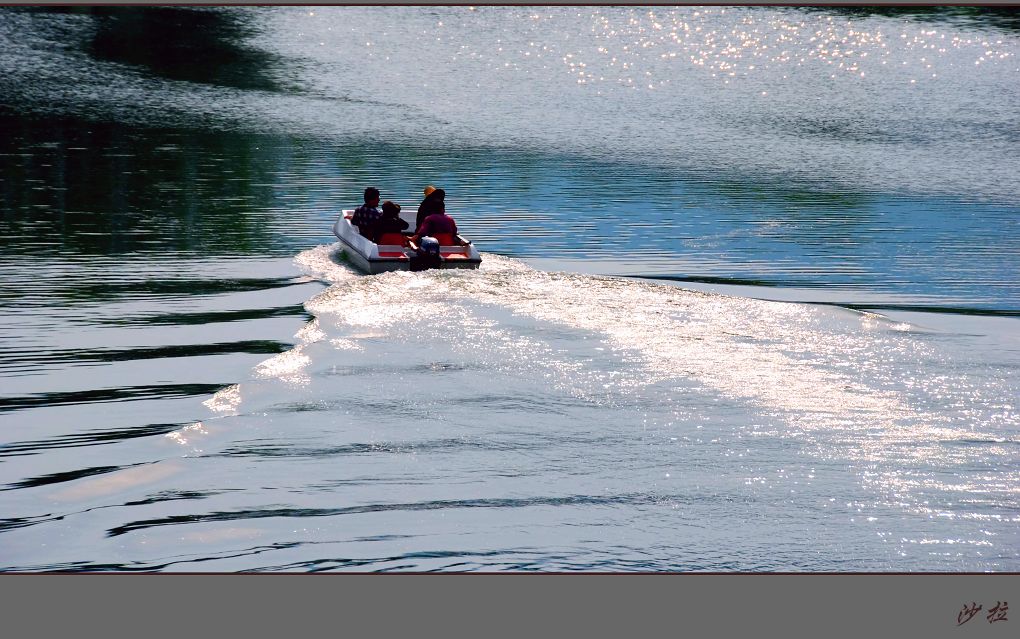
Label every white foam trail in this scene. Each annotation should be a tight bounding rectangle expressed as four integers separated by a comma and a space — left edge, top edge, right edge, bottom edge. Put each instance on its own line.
295, 318, 326, 344
458, 257, 912, 419
293, 243, 361, 285
164, 422, 211, 453
297, 250, 983, 463
253, 345, 312, 385
204, 384, 242, 414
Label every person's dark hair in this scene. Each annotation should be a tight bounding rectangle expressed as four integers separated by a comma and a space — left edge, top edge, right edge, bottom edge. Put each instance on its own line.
381, 201, 401, 217
432, 188, 445, 202
364, 187, 380, 203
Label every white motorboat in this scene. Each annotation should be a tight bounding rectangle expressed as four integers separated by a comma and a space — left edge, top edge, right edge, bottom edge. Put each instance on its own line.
332, 210, 482, 274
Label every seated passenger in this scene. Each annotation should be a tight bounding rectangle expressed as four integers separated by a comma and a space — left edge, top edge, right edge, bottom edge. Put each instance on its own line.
413, 203, 460, 244
416, 186, 446, 230
373, 200, 409, 242
351, 186, 382, 239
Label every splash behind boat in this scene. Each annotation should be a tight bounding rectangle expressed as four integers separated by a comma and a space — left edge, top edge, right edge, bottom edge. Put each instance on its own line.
332, 210, 482, 274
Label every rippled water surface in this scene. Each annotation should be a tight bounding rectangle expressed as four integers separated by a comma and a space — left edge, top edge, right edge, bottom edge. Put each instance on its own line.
0, 7, 1018, 572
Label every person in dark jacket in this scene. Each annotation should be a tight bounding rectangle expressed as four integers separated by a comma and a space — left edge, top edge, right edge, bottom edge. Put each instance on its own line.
373, 200, 409, 242
416, 186, 445, 230
351, 186, 382, 239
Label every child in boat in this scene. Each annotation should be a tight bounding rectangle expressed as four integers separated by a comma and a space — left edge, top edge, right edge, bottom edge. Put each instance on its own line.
373, 200, 409, 242
351, 187, 383, 239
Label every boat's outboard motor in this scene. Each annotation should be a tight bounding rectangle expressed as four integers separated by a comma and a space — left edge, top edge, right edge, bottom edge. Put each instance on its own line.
410, 236, 443, 271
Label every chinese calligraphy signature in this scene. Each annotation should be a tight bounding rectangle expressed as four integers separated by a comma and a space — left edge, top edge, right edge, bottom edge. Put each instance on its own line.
957, 601, 1008, 626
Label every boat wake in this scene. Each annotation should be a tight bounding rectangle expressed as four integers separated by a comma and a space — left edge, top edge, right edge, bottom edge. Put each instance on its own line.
279, 244, 1020, 466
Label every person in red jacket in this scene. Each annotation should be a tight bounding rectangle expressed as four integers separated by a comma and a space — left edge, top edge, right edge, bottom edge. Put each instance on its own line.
414, 202, 458, 242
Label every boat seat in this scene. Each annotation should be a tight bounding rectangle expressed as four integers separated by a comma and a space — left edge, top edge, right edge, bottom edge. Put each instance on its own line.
432, 232, 457, 246
376, 232, 409, 247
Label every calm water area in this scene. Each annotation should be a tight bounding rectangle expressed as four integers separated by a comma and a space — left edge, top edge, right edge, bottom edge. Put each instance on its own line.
0, 6, 1018, 571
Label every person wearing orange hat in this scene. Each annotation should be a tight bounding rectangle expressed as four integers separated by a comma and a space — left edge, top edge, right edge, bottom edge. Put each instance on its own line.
416, 186, 445, 230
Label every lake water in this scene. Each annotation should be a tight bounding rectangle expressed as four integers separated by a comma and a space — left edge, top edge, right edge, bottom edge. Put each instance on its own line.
0, 6, 1018, 572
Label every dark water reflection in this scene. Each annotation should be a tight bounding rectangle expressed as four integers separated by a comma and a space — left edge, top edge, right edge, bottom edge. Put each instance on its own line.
35, 6, 284, 92
0, 113, 285, 256
801, 6, 1020, 32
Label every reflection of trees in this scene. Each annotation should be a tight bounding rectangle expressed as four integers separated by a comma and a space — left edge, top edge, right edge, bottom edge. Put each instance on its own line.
35, 6, 282, 91
800, 7, 1020, 32
0, 112, 284, 256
